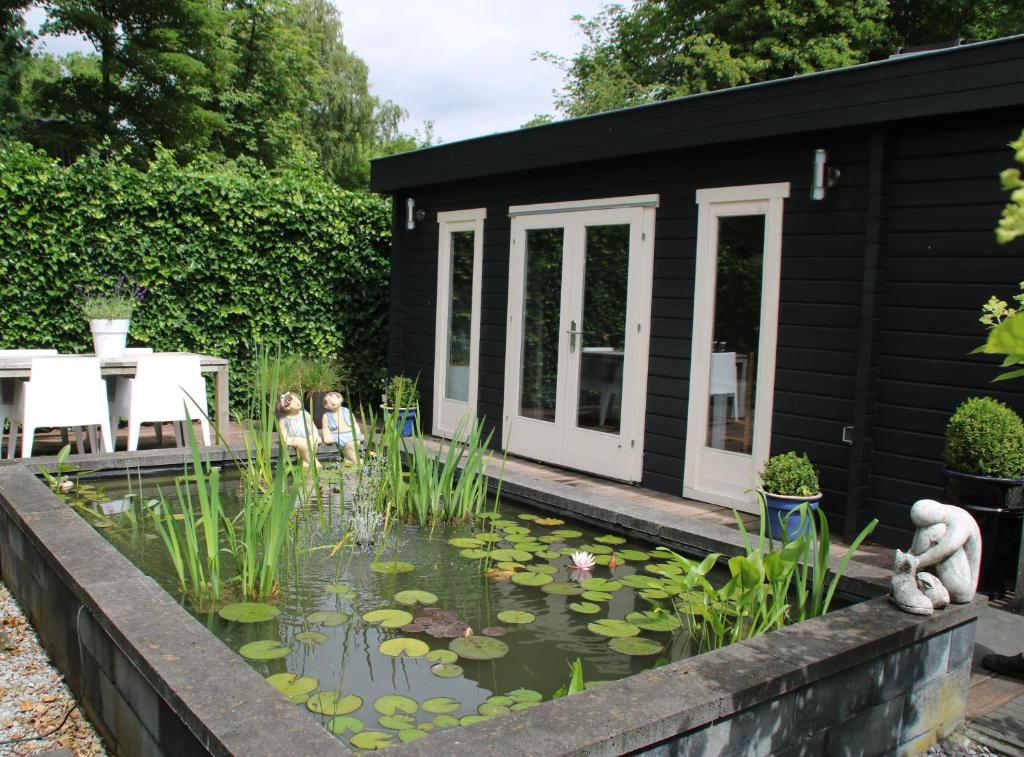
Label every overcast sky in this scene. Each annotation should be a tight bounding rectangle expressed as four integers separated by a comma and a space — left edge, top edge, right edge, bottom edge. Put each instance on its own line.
26, 1, 608, 145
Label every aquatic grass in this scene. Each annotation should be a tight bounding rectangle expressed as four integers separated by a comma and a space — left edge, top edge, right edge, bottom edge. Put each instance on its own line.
662, 497, 878, 652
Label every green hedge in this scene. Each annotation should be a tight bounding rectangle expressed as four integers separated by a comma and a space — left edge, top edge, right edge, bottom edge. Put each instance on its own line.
0, 141, 391, 409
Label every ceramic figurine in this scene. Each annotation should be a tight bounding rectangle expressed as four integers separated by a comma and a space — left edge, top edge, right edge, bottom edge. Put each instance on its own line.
321, 391, 363, 464
890, 499, 981, 615
277, 392, 321, 469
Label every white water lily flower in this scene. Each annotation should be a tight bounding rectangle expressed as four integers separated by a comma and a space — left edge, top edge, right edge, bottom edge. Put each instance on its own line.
570, 551, 596, 572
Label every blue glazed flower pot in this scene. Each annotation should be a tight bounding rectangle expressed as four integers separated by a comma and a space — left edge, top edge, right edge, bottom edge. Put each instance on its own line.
762, 491, 822, 541
398, 408, 416, 437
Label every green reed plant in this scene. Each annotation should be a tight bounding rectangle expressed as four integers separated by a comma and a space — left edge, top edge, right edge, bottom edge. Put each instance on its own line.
660, 497, 877, 652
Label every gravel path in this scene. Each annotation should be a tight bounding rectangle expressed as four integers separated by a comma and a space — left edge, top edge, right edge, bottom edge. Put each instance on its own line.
0, 581, 106, 756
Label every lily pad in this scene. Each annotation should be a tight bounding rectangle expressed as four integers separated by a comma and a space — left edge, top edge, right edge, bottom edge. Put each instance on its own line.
460, 715, 488, 726
374, 694, 418, 715
639, 589, 670, 601
487, 695, 514, 706
518, 513, 538, 521
580, 578, 622, 592
325, 582, 357, 597
609, 636, 664, 656
619, 574, 662, 589
295, 631, 329, 645
626, 611, 681, 632
394, 590, 438, 606
489, 548, 532, 562
379, 637, 430, 657
524, 563, 558, 575
491, 519, 517, 528
495, 561, 524, 570
378, 713, 417, 730
536, 550, 562, 560
615, 549, 651, 562
239, 639, 290, 660
502, 525, 531, 535
350, 731, 394, 750
587, 619, 641, 638
423, 696, 460, 714
507, 688, 543, 703
646, 563, 682, 576
511, 571, 552, 587
426, 648, 458, 664
307, 691, 363, 715
594, 534, 626, 545
511, 701, 540, 711
306, 610, 351, 627
582, 590, 613, 602
496, 610, 535, 625
266, 673, 318, 704
362, 609, 414, 628
449, 635, 509, 660
482, 626, 507, 636
432, 714, 460, 728
475, 532, 502, 542
448, 537, 483, 548
478, 703, 511, 717
477, 511, 499, 520
569, 601, 602, 614
577, 543, 613, 554
533, 517, 565, 526
326, 715, 364, 736
371, 561, 415, 574
430, 662, 464, 678
541, 581, 586, 596
550, 529, 582, 539
459, 548, 490, 559
398, 729, 428, 743
218, 602, 280, 623
515, 542, 546, 553
502, 533, 531, 543
538, 535, 565, 544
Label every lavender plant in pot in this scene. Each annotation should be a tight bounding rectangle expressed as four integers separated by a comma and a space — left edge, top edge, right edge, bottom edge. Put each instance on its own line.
757, 452, 822, 541
80, 277, 146, 358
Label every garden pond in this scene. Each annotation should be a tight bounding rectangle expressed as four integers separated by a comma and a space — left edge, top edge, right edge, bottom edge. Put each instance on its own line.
77, 467, 720, 750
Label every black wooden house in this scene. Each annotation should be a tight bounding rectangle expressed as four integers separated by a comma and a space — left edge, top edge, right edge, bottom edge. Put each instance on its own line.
369, 36, 1024, 548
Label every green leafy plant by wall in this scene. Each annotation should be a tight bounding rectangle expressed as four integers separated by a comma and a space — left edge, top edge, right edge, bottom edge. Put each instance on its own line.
0, 140, 390, 407
757, 452, 820, 497
944, 396, 1024, 478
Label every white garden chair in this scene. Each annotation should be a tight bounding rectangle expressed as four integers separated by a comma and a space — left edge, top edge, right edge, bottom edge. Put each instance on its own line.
0, 349, 58, 457
109, 355, 210, 451
12, 356, 113, 458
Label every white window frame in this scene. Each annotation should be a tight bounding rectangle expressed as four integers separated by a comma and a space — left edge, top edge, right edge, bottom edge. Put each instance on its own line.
433, 208, 486, 438
683, 183, 789, 511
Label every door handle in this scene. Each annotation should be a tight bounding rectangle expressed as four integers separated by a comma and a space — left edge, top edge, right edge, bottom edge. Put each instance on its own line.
567, 320, 583, 352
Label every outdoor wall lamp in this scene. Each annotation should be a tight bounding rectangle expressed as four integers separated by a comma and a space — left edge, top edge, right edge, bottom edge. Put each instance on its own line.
405, 198, 426, 230
811, 148, 841, 200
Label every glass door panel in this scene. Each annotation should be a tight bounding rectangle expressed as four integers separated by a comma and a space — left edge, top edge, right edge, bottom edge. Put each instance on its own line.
705, 215, 764, 454
519, 228, 564, 423
444, 230, 474, 401
576, 224, 629, 434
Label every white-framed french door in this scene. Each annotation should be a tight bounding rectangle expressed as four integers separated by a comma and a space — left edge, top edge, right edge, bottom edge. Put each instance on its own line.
503, 195, 657, 482
683, 183, 789, 512
432, 208, 485, 438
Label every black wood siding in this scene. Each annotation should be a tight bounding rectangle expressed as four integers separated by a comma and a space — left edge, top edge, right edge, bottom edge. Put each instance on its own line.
868, 110, 1024, 545
388, 130, 872, 528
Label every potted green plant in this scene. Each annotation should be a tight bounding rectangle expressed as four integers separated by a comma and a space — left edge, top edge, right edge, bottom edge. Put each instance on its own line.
942, 396, 1024, 597
276, 354, 345, 415
757, 452, 822, 541
382, 374, 418, 437
79, 277, 146, 358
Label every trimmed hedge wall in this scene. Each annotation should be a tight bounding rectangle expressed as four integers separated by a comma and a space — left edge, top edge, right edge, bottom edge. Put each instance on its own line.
0, 141, 391, 408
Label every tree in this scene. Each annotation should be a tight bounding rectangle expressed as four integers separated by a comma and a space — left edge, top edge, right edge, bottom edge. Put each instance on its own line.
542, 1, 1024, 118
0, 2, 33, 132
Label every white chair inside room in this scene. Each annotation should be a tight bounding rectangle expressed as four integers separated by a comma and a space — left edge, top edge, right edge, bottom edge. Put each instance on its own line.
109, 355, 210, 452
0, 349, 59, 457
10, 356, 113, 458
709, 351, 739, 421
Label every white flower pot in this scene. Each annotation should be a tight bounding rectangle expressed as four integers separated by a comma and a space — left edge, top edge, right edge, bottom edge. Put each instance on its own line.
90, 319, 130, 358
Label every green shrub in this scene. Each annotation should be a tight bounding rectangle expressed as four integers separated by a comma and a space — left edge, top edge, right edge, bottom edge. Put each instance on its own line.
0, 141, 390, 408
758, 452, 819, 497
944, 396, 1024, 478
383, 375, 417, 408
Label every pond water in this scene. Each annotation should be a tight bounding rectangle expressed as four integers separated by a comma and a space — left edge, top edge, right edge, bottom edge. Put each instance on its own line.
86, 467, 713, 748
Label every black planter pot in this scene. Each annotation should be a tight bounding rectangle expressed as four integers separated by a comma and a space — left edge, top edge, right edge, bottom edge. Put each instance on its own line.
942, 467, 1024, 598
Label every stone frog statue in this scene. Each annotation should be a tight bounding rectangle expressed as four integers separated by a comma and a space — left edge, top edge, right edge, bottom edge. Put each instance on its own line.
321, 391, 363, 464
889, 499, 981, 616
276, 391, 322, 469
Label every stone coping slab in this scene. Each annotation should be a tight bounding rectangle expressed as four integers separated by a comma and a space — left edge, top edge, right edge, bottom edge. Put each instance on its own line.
0, 452, 968, 756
